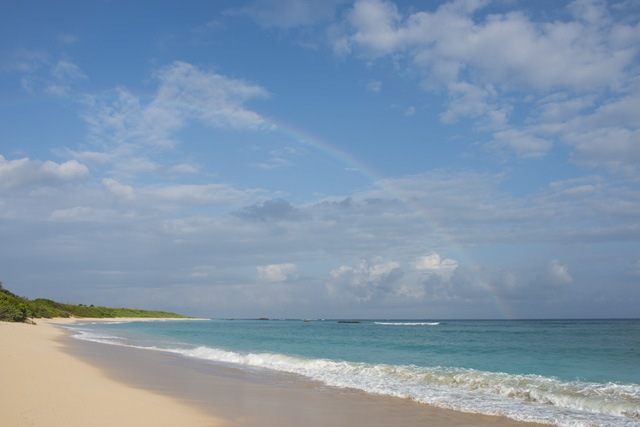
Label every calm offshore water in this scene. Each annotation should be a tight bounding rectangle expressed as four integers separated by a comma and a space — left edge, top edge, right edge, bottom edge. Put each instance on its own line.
67, 319, 640, 427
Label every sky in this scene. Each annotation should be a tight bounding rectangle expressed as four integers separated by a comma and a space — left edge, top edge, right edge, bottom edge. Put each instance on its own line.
1, 0, 639, 319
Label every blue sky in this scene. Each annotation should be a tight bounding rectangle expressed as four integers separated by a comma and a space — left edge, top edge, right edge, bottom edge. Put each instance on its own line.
1, 0, 639, 319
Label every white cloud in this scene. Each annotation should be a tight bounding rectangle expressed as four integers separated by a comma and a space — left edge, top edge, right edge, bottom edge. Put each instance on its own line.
519, 86, 640, 173
545, 259, 574, 286
336, 0, 640, 168
49, 206, 112, 222
439, 82, 494, 124
117, 157, 164, 175
364, 79, 382, 93
81, 61, 272, 178
90, 179, 261, 215
535, 94, 596, 123
152, 61, 271, 131
3, 49, 49, 81
568, 0, 609, 25
4, 51, 86, 96
2, 162, 636, 317
46, 60, 87, 96
57, 33, 79, 44
0, 155, 89, 190
144, 184, 256, 208
167, 163, 199, 174
103, 178, 135, 201
489, 129, 553, 159
66, 150, 113, 165
239, 0, 346, 29
254, 157, 291, 170
565, 127, 640, 175
347, 0, 402, 55
187, 265, 216, 280
326, 256, 403, 302
413, 253, 458, 278
189, 272, 209, 278
236, 198, 308, 222
257, 263, 298, 282
82, 88, 150, 147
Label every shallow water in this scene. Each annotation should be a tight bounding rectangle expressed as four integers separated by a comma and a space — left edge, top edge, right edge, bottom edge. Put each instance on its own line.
67, 319, 640, 427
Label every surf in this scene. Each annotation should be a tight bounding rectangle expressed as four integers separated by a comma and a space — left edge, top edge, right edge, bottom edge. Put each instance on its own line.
66, 319, 640, 427
375, 322, 440, 326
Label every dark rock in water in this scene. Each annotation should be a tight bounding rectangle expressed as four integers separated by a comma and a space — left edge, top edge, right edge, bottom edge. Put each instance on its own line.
337, 321, 361, 323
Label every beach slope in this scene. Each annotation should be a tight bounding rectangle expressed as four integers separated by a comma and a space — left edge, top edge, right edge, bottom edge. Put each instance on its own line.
0, 319, 220, 427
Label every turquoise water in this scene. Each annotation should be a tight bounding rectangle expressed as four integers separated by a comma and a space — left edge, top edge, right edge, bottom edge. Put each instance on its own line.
68, 319, 640, 426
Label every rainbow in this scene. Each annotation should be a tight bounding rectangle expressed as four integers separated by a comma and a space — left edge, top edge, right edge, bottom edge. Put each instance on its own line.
266, 119, 515, 320
2, 92, 515, 319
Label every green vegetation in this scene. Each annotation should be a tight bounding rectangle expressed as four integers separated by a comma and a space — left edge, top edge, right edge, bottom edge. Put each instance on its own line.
0, 285, 190, 323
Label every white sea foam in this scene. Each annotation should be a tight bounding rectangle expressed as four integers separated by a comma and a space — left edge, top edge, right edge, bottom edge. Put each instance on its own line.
68, 329, 125, 345
375, 322, 440, 326
71, 328, 640, 427
172, 346, 640, 427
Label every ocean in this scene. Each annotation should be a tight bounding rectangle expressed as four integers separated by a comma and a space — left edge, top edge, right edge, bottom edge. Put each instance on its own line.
65, 318, 640, 427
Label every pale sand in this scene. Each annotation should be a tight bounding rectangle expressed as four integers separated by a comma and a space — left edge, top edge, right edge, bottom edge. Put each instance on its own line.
48, 317, 212, 324
0, 319, 221, 427
2, 317, 549, 427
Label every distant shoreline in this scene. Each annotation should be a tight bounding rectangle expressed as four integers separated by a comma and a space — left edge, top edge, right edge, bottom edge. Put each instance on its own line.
46, 316, 211, 324
0, 286, 197, 323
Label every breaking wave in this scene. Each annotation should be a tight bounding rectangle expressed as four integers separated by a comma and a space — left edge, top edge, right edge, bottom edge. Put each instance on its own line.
375, 322, 440, 326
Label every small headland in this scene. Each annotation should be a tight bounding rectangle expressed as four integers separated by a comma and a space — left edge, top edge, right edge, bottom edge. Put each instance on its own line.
0, 285, 192, 324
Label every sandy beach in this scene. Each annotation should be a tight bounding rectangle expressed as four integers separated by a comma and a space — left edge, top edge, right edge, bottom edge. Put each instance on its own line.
1, 318, 549, 427
0, 318, 219, 427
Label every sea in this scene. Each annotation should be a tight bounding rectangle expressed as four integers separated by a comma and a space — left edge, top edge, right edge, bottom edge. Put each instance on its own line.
65, 318, 640, 427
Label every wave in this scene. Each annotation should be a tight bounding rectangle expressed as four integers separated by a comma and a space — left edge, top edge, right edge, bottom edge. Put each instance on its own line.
68, 329, 124, 345
375, 322, 440, 326
177, 347, 640, 426
71, 329, 640, 427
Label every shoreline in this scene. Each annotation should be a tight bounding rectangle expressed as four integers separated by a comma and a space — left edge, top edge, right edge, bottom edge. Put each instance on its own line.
47, 316, 212, 324
2, 318, 549, 427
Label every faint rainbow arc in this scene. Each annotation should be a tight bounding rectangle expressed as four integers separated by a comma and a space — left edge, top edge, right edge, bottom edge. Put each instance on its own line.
267, 120, 514, 320
127, 96, 517, 319
2, 94, 515, 319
